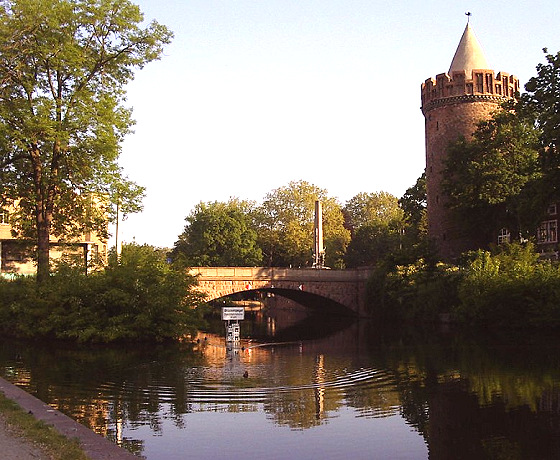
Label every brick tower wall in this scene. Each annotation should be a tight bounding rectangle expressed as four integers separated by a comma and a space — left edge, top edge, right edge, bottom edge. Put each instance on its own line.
421, 70, 519, 260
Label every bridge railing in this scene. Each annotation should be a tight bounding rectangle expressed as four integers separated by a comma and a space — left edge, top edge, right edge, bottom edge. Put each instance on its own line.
188, 267, 372, 282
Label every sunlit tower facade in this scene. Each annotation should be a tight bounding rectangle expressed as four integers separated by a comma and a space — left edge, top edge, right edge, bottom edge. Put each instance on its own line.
421, 21, 520, 260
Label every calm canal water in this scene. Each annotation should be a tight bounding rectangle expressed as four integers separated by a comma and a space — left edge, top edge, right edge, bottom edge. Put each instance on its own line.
1, 303, 560, 459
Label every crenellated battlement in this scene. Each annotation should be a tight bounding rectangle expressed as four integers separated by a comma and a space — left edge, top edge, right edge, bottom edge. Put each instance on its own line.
421, 69, 519, 114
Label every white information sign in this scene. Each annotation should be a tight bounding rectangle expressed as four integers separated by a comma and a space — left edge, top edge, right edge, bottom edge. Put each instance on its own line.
222, 306, 245, 321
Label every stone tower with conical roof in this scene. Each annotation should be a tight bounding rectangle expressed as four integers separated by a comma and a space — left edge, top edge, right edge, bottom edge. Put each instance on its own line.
421, 22, 520, 260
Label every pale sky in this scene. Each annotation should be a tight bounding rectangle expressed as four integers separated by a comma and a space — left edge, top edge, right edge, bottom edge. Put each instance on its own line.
116, 0, 560, 248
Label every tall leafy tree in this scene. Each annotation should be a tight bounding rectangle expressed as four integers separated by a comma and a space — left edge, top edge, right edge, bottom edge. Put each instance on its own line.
343, 192, 406, 268
521, 48, 560, 203
344, 222, 403, 268
399, 172, 427, 240
443, 106, 541, 243
172, 199, 263, 267
343, 191, 404, 233
0, 0, 172, 281
255, 180, 350, 268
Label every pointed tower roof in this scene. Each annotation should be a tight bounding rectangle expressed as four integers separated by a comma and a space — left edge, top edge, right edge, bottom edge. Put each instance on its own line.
448, 23, 489, 75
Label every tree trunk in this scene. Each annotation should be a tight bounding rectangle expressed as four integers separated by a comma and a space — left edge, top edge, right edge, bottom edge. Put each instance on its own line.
30, 142, 56, 284
36, 206, 51, 283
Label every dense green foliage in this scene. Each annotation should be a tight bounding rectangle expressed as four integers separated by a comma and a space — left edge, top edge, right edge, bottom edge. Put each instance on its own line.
0, 244, 205, 342
443, 107, 542, 242
521, 49, 560, 207
368, 242, 560, 330
399, 172, 427, 241
367, 258, 460, 321
343, 191, 404, 231
456, 243, 560, 329
0, 0, 172, 281
172, 199, 262, 266
343, 192, 407, 267
345, 222, 403, 268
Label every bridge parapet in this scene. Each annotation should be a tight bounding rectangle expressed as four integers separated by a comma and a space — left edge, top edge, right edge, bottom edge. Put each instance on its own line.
188, 267, 372, 316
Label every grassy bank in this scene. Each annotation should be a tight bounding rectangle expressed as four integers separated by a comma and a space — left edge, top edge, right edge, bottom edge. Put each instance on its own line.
0, 392, 89, 460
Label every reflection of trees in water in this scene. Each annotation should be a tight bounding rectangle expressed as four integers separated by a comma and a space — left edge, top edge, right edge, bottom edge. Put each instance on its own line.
263, 389, 336, 430
261, 352, 346, 430
2, 325, 560, 458
365, 324, 560, 458
425, 379, 560, 459
0, 340, 207, 456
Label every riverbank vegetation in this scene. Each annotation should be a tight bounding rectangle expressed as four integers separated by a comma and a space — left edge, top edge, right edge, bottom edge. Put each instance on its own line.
369, 242, 560, 330
0, 244, 206, 343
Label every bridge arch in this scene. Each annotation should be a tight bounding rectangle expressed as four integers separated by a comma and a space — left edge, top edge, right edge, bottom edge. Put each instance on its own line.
189, 267, 372, 316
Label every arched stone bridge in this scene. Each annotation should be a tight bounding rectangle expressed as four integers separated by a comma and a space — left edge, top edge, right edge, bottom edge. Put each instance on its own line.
188, 267, 372, 316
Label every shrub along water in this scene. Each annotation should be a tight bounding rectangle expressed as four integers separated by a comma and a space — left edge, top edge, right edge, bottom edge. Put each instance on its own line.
368, 242, 560, 330
456, 243, 560, 329
367, 258, 461, 322
0, 243, 206, 343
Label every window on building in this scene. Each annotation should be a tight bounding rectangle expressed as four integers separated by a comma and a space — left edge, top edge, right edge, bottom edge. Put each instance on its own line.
0, 209, 8, 225
498, 228, 511, 245
547, 204, 557, 215
485, 74, 492, 93
537, 220, 558, 244
476, 73, 483, 93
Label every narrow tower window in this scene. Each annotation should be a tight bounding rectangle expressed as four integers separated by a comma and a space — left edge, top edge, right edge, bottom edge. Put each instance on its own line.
485, 74, 492, 93
476, 74, 483, 93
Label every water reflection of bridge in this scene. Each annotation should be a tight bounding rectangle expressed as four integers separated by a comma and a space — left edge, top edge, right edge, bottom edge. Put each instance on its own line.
189, 267, 372, 316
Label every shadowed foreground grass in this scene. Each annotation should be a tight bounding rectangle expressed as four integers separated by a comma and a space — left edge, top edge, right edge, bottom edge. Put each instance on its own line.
0, 393, 90, 460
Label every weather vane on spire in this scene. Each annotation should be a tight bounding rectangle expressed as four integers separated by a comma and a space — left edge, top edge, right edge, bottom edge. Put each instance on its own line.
465, 11, 472, 24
